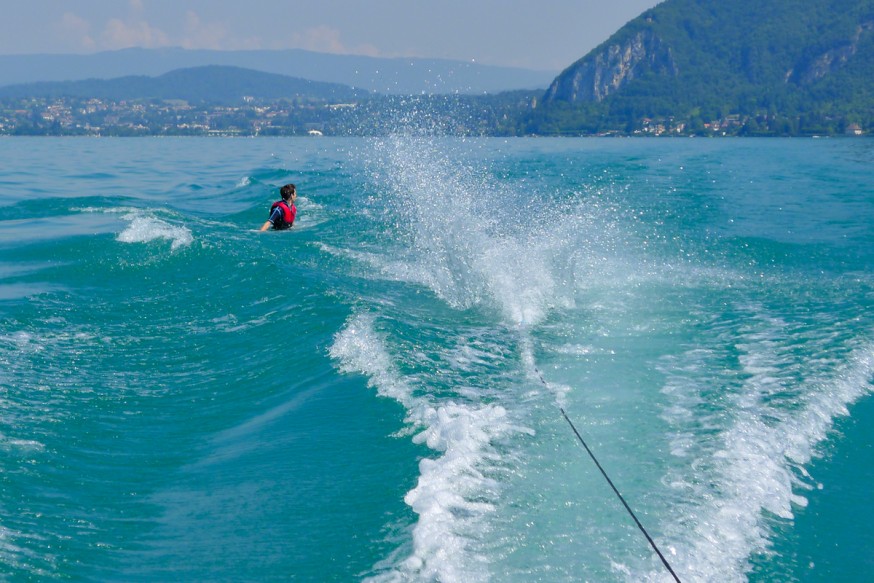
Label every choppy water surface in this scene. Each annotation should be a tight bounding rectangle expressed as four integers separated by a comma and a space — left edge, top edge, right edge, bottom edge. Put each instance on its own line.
1, 136, 872, 582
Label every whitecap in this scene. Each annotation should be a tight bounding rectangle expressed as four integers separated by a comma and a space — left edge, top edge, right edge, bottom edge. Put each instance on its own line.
655, 314, 874, 582
331, 313, 532, 583
117, 213, 193, 250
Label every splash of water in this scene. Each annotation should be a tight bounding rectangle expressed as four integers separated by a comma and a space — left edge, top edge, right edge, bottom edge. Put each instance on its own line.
115, 209, 193, 251
361, 132, 621, 329
330, 313, 531, 582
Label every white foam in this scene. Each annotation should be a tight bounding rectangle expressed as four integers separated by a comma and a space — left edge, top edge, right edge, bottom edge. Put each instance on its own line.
330, 313, 531, 582
655, 313, 874, 582
356, 135, 600, 329
330, 313, 415, 411
0, 331, 40, 351
117, 212, 193, 250
348, 132, 874, 580
0, 436, 45, 454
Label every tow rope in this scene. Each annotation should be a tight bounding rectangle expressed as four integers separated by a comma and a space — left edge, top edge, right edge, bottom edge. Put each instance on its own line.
534, 366, 682, 583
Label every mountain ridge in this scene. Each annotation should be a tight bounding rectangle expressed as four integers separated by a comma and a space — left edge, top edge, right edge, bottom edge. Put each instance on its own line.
0, 47, 556, 95
0, 65, 367, 104
536, 0, 874, 134
3, 1, 873, 137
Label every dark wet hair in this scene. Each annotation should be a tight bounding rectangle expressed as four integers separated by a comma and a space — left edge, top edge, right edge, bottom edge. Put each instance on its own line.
280, 183, 296, 200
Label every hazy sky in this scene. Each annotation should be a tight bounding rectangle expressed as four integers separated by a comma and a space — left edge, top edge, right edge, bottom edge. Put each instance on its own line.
3, 0, 662, 71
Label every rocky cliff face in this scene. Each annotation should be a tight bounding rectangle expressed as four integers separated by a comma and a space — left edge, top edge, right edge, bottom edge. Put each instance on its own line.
789, 20, 874, 85
543, 28, 678, 104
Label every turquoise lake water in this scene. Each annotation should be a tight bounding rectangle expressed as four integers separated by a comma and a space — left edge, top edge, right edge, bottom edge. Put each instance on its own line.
1, 135, 872, 582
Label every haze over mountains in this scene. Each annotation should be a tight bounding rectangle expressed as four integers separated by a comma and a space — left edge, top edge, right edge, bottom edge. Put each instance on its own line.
0, 66, 367, 105
0, 47, 557, 95
1, 0, 871, 137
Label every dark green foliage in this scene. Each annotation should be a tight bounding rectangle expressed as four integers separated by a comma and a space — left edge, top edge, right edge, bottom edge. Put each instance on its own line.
535, 0, 874, 135
2, 0, 872, 137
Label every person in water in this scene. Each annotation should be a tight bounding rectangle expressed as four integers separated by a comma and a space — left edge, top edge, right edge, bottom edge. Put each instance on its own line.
260, 184, 297, 231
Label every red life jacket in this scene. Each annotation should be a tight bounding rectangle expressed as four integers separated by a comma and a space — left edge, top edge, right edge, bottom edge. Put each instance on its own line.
270, 200, 295, 229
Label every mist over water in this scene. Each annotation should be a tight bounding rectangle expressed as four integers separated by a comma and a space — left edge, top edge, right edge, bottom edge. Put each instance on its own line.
0, 136, 872, 582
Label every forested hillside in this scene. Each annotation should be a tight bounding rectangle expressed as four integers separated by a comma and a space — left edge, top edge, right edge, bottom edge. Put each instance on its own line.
2, 0, 872, 137
533, 0, 874, 135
